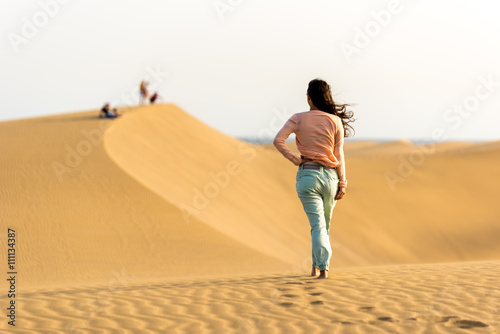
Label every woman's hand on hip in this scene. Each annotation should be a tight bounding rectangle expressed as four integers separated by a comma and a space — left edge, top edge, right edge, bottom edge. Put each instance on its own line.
299, 155, 313, 165
335, 186, 346, 200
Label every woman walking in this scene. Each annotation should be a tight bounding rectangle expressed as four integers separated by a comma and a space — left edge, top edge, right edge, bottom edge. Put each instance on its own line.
273, 79, 355, 279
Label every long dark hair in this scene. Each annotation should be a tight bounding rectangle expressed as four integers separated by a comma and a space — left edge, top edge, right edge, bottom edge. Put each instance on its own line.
307, 79, 355, 137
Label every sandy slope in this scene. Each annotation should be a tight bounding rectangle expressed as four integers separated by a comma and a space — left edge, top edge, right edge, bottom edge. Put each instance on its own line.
1, 104, 500, 332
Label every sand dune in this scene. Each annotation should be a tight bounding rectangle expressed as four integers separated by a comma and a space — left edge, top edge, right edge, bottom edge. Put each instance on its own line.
0, 108, 289, 289
1, 104, 500, 332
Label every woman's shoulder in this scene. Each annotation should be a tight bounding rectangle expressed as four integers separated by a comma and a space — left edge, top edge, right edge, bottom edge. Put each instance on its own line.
310, 110, 341, 122
322, 111, 342, 124
293, 110, 341, 123
330, 113, 342, 123
316, 112, 343, 130
288, 111, 309, 121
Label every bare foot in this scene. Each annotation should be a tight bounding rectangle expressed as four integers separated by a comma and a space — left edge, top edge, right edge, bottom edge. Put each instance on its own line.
311, 266, 319, 277
316, 270, 328, 279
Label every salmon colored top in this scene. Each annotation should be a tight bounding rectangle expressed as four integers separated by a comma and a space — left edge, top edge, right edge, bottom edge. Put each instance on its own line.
273, 110, 347, 188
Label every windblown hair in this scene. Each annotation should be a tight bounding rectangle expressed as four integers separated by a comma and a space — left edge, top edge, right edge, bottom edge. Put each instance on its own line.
307, 79, 355, 137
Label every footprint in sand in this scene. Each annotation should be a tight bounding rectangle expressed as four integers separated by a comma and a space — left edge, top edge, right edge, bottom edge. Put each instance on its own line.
416, 315, 458, 323
310, 300, 324, 305
411, 315, 488, 328
377, 317, 396, 322
283, 294, 299, 298
359, 306, 375, 312
279, 302, 295, 307
309, 292, 323, 296
332, 320, 355, 325
450, 319, 489, 329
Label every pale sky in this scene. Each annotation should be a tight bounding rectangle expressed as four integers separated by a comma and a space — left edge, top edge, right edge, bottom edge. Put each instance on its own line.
1, 0, 499, 141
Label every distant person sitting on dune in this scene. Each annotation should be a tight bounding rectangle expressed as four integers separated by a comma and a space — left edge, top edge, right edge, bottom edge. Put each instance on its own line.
149, 92, 159, 104
100, 103, 120, 118
140, 80, 149, 105
274, 79, 355, 279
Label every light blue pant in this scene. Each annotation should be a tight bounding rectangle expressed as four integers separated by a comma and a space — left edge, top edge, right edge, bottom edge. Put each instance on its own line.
296, 166, 339, 271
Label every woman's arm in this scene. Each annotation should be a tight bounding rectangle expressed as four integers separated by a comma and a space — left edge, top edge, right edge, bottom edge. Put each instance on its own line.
333, 120, 347, 189
273, 115, 302, 166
